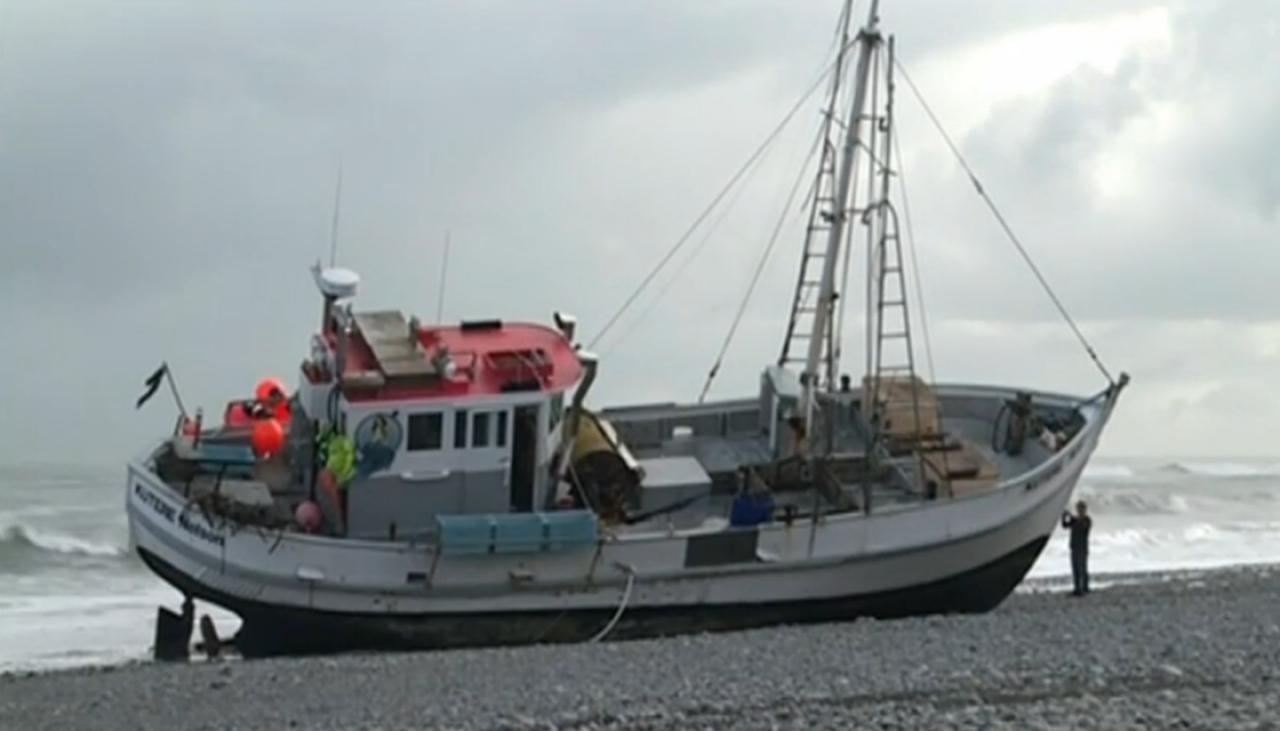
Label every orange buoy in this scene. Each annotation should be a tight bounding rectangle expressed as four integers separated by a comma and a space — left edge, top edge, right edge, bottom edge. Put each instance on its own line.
255, 377, 287, 404
251, 418, 286, 458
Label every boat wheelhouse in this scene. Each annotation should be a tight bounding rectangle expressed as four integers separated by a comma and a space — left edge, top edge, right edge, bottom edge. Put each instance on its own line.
296, 267, 587, 540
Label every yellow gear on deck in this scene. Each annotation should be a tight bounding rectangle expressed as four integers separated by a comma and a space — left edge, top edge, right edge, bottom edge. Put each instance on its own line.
571, 412, 638, 471
566, 412, 641, 521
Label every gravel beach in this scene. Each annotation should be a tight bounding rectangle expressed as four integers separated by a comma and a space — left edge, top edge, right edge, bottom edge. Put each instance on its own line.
2, 565, 1278, 730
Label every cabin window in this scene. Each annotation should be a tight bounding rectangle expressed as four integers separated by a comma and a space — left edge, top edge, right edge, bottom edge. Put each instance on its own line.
473, 412, 491, 448
549, 393, 564, 433
407, 413, 443, 451
496, 410, 509, 447
453, 410, 468, 449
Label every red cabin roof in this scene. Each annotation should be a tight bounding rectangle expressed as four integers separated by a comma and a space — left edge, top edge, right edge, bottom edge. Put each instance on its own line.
308, 312, 583, 403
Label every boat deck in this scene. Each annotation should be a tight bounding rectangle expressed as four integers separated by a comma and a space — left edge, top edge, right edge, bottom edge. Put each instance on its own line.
602, 388, 1064, 533
148, 385, 1075, 542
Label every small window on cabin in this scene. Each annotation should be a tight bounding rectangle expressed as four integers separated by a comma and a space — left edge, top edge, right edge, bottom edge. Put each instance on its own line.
473, 412, 491, 448
407, 413, 443, 451
549, 393, 565, 433
496, 411, 508, 447
453, 410, 468, 449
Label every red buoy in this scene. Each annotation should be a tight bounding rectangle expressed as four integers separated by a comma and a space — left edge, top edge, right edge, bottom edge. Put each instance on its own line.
251, 418, 286, 458
225, 401, 254, 428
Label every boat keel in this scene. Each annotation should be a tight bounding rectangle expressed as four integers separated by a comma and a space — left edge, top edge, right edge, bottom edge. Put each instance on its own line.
138, 534, 1049, 658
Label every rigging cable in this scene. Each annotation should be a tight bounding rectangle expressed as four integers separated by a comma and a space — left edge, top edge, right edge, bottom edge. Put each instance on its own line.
893, 118, 953, 492
586, 46, 850, 351
891, 116, 935, 384
697, 118, 828, 402
598, 148, 765, 358
893, 58, 1114, 385
598, 54, 842, 359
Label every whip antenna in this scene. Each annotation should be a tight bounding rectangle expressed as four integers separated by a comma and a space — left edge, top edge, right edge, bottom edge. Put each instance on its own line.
436, 230, 451, 322
329, 164, 344, 266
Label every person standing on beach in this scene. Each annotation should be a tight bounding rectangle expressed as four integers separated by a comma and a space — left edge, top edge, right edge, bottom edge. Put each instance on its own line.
1062, 500, 1092, 596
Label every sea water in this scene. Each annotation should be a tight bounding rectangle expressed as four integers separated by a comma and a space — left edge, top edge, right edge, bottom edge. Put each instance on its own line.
0, 463, 239, 672
1031, 458, 1280, 578
2, 458, 1278, 671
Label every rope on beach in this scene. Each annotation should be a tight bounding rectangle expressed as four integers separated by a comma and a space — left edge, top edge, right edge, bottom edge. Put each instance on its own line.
589, 566, 637, 643
893, 58, 1115, 386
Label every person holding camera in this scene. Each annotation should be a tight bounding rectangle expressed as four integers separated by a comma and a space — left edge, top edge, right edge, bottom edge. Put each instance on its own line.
1061, 500, 1092, 596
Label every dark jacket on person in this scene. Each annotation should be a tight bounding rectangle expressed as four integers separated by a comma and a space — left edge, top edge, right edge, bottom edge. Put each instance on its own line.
1062, 513, 1091, 553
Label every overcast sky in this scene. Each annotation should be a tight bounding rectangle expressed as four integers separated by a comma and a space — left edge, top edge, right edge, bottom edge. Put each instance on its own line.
1, 0, 1277, 464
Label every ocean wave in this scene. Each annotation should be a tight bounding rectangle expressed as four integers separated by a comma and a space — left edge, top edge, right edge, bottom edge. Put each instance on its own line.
1033, 519, 1280, 579
1221, 520, 1280, 534
1078, 489, 1190, 516
1081, 464, 1136, 481
0, 524, 124, 561
1081, 522, 1239, 550
1159, 461, 1280, 479
1181, 522, 1222, 542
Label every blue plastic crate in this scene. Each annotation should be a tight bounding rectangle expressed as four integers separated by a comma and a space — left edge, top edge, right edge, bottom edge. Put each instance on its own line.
435, 511, 598, 555
435, 514, 496, 555
492, 514, 546, 554
196, 443, 256, 465
543, 510, 598, 550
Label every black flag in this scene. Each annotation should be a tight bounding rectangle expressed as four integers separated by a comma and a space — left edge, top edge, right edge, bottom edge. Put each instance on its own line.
136, 364, 168, 409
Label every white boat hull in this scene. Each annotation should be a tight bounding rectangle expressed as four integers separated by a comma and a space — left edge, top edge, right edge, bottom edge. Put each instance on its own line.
127, 384, 1114, 657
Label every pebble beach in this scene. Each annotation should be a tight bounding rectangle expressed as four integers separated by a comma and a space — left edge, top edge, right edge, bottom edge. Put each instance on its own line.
2, 564, 1278, 730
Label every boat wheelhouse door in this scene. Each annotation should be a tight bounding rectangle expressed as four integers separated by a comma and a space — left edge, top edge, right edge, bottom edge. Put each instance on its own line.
510, 404, 539, 511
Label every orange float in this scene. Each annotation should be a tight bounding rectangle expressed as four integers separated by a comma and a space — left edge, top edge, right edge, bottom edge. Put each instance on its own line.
254, 376, 292, 422
251, 418, 286, 458
255, 377, 287, 403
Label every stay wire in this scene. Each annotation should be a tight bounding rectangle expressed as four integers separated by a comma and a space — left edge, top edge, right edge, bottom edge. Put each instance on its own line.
893, 58, 1114, 385
892, 120, 935, 384
698, 120, 828, 403
894, 122, 953, 488
598, 156, 760, 358
586, 49, 848, 351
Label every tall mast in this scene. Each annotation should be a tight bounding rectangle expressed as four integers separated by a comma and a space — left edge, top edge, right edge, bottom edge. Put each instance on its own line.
801, 0, 882, 421
778, 1, 853, 376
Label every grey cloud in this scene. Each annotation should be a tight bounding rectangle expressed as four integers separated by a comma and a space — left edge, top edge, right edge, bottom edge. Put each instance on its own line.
890, 1, 1280, 328
0, 0, 1276, 463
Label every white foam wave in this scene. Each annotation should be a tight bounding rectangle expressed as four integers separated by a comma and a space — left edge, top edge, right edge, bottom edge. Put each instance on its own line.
1078, 489, 1189, 516
1081, 463, 1136, 481
0, 524, 124, 558
1089, 522, 1227, 549
1032, 519, 1280, 578
1161, 461, 1280, 479
1181, 522, 1222, 541
1222, 520, 1280, 534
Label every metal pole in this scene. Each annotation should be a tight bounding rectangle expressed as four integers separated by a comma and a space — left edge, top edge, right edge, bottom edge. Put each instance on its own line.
164, 364, 188, 419
802, 0, 881, 428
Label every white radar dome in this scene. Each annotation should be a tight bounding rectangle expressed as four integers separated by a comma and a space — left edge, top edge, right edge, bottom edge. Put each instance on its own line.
316, 267, 360, 299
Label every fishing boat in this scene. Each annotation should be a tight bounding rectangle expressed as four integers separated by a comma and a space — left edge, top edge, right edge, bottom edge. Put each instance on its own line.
126, 0, 1126, 658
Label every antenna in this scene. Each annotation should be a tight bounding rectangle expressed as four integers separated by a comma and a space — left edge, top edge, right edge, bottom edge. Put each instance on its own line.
329, 164, 344, 266
436, 229, 451, 322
